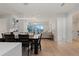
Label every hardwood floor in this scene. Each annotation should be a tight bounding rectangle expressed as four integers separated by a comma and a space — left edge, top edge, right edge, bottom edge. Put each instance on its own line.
23, 39, 79, 56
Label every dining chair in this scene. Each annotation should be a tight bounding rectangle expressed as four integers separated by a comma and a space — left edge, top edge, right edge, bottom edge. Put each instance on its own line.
18, 34, 30, 56
31, 33, 42, 51
1, 33, 5, 42
4, 34, 15, 42
38, 33, 42, 51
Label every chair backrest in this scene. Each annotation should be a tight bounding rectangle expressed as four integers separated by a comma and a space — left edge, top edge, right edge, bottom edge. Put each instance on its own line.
40, 33, 42, 39
1, 33, 4, 38
38, 33, 42, 43
18, 34, 29, 42
4, 34, 15, 42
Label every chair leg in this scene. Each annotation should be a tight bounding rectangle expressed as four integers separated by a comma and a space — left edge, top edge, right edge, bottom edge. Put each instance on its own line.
31, 43, 33, 51
40, 44, 41, 51
28, 43, 30, 56
28, 47, 29, 56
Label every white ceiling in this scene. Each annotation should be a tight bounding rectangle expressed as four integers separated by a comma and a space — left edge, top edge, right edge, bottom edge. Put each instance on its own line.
0, 3, 79, 18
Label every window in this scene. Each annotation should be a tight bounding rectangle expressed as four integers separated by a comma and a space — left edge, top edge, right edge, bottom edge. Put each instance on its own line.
27, 23, 44, 33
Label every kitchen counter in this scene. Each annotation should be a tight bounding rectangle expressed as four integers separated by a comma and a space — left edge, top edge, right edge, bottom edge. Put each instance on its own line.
0, 42, 22, 56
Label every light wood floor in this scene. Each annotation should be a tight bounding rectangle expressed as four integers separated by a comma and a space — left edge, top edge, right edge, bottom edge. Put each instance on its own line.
23, 39, 79, 56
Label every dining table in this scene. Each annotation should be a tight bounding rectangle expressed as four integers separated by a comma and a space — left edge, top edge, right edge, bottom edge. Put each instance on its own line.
2, 32, 40, 54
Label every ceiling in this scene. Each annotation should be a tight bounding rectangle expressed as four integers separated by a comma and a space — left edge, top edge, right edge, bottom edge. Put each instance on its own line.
0, 3, 79, 18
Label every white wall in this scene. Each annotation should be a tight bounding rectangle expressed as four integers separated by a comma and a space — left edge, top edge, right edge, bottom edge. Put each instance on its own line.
66, 14, 73, 42
57, 14, 73, 44
0, 18, 7, 38
72, 12, 79, 40
0, 16, 56, 34
57, 15, 67, 44
49, 18, 57, 41
15, 17, 55, 33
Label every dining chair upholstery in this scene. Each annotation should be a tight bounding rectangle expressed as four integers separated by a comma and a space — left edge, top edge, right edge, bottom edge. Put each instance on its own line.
4, 34, 15, 42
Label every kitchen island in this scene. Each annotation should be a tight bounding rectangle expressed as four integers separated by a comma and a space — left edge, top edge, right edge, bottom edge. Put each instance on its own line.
0, 42, 22, 56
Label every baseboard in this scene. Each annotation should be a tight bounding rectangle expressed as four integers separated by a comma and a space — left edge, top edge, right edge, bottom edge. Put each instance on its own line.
41, 38, 54, 40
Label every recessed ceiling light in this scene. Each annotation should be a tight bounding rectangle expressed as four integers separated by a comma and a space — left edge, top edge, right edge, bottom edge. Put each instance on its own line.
60, 3, 65, 7
24, 3, 29, 5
